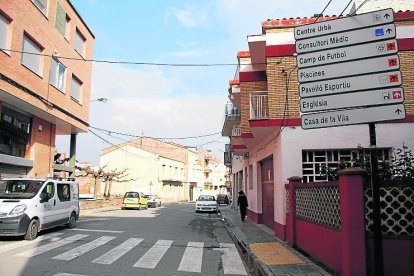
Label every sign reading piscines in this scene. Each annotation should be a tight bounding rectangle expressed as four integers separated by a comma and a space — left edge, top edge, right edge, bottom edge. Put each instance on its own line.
295, 9, 405, 130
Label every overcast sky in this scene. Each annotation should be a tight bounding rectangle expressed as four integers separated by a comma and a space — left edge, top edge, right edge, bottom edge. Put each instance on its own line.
56, 0, 352, 165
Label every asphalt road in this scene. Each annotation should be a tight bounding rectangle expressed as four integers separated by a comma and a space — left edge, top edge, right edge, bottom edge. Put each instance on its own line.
0, 203, 249, 276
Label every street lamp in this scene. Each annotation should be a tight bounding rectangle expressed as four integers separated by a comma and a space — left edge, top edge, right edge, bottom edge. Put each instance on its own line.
90, 97, 108, 102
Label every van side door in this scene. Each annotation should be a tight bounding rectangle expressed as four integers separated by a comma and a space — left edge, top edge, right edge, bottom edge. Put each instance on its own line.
55, 183, 72, 224
39, 182, 59, 229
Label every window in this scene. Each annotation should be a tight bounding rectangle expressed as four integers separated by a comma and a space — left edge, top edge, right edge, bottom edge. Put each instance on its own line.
41, 183, 55, 200
302, 148, 391, 183
21, 34, 43, 75
32, 0, 48, 15
70, 75, 82, 102
50, 58, 66, 91
57, 184, 70, 201
74, 29, 85, 57
55, 2, 70, 38
0, 13, 11, 54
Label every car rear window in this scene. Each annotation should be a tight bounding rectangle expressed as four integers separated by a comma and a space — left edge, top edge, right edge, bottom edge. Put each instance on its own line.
125, 192, 138, 198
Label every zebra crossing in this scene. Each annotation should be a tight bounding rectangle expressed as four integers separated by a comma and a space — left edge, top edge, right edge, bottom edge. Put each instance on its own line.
0, 233, 247, 275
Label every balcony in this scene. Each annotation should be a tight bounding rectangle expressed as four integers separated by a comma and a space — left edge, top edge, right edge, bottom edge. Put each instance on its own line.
222, 103, 241, 137
232, 125, 241, 137
250, 91, 268, 120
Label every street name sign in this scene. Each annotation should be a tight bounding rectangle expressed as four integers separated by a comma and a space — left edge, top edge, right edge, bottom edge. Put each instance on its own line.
300, 87, 404, 113
301, 104, 406, 130
299, 71, 402, 98
298, 54, 399, 83
297, 39, 398, 68
295, 9, 394, 40
296, 23, 396, 54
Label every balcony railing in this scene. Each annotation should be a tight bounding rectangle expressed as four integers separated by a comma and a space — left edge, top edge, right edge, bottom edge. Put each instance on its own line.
222, 102, 241, 137
225, 103, 240, 117
232, 125, 241, 137
250, 91, 268, 119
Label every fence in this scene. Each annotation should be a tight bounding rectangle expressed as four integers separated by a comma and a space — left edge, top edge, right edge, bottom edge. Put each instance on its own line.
285, 168, 413, 276
249, 91, 268, 119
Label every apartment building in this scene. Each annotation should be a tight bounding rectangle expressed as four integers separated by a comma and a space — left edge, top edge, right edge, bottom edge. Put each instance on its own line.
0, 0, 94, 178
222, 7, 414, 238
99, 137, 226, 202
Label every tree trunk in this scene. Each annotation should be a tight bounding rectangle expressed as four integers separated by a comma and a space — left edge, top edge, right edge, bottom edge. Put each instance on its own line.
103, 181, 109, 198
108, 180, 113, 198
93, 177, 98, 199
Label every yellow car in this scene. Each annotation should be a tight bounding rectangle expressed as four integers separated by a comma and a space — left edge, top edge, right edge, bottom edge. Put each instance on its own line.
121, 191, 148, 210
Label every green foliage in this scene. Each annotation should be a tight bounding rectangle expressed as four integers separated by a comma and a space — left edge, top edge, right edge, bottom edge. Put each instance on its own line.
320, 145, 413, 182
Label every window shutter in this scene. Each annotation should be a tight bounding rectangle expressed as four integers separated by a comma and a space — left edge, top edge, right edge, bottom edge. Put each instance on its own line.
0, 14, 8, 49
21, 35, 42, 74
55, 2, 66, 36
74, 30, 85, 56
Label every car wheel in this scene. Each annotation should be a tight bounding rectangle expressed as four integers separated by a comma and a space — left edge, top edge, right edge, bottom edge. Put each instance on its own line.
121, 207, 125, 210
24, 219, 39, 240
67, 212, 76, 229
138, 204, 142, 210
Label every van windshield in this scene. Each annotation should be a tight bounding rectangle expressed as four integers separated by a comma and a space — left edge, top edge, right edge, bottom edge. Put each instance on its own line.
0, 180, 44, 199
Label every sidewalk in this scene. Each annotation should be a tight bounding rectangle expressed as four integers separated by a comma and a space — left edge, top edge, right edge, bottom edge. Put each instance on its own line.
220, 207, 333, 276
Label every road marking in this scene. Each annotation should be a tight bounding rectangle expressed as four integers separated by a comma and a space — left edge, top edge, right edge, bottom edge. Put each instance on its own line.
220, 243, 248, 275
16, 234, 88, 257
177, 241, 204, 273
92, 238, 143, 265
0, 232, 63, 254
133, 240, 173, 269
53, 273, 88, 276
68, 228, 124, 233
53, 236, 115, 261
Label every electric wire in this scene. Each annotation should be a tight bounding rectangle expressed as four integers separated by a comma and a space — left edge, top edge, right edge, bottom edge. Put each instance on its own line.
89, 126, 221, 140
339, 0, 354, 17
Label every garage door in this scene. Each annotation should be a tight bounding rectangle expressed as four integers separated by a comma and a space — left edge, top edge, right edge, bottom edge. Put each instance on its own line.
0, 164, 28, 178
261, 156, 274, 230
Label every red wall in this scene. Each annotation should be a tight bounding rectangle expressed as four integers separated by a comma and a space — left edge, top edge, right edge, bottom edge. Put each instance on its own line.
295, 219, 342, 272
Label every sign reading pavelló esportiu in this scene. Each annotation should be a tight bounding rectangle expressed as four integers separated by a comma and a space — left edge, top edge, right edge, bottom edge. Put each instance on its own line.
295, 8, 405, 130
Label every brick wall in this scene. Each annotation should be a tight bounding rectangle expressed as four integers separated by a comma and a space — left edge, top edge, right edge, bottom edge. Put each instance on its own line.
240, 81, 267, 133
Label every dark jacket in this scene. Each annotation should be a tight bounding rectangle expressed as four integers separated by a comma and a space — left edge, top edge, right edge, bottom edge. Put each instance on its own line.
237, 194, 248, 208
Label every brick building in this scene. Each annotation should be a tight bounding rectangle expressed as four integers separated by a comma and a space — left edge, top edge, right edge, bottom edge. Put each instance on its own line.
0, 0, 94, 178
223, 8, 414, 238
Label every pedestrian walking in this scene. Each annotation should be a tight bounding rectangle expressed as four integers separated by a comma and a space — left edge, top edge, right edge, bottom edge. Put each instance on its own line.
237, 191, 248, 222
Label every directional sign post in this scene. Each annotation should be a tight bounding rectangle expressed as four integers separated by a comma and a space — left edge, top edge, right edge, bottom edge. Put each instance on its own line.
295, 8, 394, 40
300, 88, 404, 113
299, 71, 402, 98
297, 39, 398, 68
301, 104, 405, 129
295, 9, 404, 276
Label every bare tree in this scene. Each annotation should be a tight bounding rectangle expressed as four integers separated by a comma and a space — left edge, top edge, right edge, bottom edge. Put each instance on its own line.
77, 165, 107, 199
101, 168, 134, 198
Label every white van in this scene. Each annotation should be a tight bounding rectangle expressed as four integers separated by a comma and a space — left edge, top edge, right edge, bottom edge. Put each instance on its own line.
0, 178, 79, 240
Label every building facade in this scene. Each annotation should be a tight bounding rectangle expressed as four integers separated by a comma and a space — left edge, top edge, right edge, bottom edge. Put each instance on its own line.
0, 0, 94, 178
99, 137, 226, 203
223, 7, 414, 238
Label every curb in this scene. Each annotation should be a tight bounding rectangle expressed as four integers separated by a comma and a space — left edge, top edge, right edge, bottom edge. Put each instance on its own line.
221, 215, 274, 276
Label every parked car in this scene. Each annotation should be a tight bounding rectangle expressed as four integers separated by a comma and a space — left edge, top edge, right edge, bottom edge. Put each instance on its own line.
121, 191, 148, 210
195, 195, 218, 213
146, 195, 161, 208
0, 178, 79, 240
217, 194, 230, 205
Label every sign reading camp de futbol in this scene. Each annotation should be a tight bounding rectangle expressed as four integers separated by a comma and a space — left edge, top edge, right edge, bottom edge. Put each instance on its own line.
295, 8, 405, 130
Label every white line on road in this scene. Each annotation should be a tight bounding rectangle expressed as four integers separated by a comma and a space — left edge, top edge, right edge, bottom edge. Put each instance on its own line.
0, 232, 63, 254
67, 228, 124, 233
92, 238, 143, 265
177, 241, 204, 273
16, 234, 88, 257
53, 273, 89, 276
53, 236, 116, 261
133, 240, 173, 269
220, 243, 248, 275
